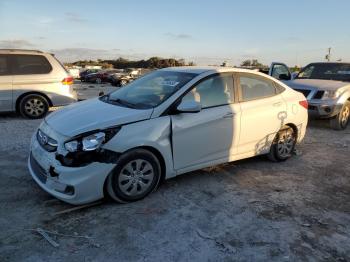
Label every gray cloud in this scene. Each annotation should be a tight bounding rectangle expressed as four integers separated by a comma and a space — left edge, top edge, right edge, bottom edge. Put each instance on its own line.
50, 48, 120, 62
165, 33, 192, 39
65, 12, 88, 23
50, 48, 160, 63
0, 39, 35, 48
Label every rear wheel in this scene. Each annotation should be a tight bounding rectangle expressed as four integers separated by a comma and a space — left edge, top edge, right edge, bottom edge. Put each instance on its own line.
106, 149, 161, 203
330, 101, 350, 130
268, 126, 296, 162
19, 94, 49, 119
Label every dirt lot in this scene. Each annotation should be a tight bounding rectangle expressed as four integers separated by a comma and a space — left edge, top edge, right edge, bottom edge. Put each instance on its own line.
0, 105, 349, 261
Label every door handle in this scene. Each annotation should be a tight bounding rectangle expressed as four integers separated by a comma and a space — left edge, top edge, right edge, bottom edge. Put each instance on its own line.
273, 102, 282, 107
223, 112, 235, 118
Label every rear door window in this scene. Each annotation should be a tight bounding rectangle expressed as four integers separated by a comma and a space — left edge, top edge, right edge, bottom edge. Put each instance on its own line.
0, 55, 9, 75
12, 55, 52, 75
239, 74, 276, 101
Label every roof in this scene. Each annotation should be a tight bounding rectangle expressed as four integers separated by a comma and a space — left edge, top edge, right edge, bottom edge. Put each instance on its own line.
0, 49, 45, 54
160, 66, 265, 75
307, 62, 350, 65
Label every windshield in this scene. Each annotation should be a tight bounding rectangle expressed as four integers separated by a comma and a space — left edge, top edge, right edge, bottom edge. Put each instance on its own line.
101, 70, 197, 109
296, 63, 350, 82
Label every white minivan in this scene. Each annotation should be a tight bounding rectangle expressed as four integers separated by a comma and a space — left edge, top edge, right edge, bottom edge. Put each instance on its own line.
28, 67, 308, 204
0, 49, 77, 118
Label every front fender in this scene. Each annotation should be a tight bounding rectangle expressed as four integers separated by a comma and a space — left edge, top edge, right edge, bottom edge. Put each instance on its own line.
336, 89, 350, 105
102, 116, 176, 179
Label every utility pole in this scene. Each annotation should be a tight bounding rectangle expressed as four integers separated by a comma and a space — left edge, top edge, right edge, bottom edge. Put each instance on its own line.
325, 47, 331, 62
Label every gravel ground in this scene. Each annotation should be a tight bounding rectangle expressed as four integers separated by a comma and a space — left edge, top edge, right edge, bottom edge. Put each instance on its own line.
0, 103, 349, 261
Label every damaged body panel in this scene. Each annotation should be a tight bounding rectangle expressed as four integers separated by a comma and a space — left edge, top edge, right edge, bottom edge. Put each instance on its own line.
28, 126, 116, 204
103, 116, 175, 178
45, 98, 154, 137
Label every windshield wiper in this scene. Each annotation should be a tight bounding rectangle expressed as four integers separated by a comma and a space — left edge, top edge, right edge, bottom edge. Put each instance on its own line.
108, 97, 137, 108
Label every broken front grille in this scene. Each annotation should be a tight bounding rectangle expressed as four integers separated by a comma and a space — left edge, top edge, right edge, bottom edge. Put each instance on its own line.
313, 91, 325, 99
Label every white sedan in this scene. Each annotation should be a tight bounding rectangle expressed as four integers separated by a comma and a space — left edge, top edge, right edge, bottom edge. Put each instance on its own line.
28, 67, 308, 204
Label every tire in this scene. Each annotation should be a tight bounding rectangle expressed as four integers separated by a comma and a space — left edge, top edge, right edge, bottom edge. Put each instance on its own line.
19, 94, 49, 119
106, 149, 161, 203
268, 126, 297, 162
330, 101, 350, 130
95, 78, 102, 84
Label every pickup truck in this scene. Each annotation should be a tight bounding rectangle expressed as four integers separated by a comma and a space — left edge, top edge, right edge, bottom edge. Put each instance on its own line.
267, 62, 350, 130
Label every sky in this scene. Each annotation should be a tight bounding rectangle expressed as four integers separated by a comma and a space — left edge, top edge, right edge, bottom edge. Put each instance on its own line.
0, 0, 349, 66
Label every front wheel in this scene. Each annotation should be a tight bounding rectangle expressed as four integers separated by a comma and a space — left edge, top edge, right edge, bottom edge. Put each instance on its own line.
95, 78, 102, 84
268, 126, 297, 162
330, 101, 350, 130
19, 94, 49, 119
106, 149, 161, 203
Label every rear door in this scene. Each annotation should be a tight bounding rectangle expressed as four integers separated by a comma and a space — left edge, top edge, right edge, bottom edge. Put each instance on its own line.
237, 73, 287, 155
171, 73, 241, 171
0, 55, 13, 111
269, 62, 292, 80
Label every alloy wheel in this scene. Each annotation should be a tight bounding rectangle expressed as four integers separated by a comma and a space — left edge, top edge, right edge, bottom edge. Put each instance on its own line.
24, 98, 45, 117
341, 106, 350, 127
277, 128, 296, 158
118, 159, 155, 197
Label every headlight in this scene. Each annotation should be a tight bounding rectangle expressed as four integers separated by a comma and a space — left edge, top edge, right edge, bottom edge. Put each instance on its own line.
322, 90, 340, 100
82, 132, 105, 151
64, 127, 120, 153
65, 140, 79, 152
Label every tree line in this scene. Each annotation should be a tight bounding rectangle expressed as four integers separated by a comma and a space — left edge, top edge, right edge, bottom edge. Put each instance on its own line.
65, 57, 195, 69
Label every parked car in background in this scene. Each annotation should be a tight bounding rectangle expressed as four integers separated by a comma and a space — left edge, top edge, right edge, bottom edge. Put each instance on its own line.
85, 69, 123, 84
79, 69, 100, 81
28, 66, 308, 204
274, 62, 350, 130
0, 49, 77, 119
67, 68, 80, 79
240, 62, 294, 81
110, 68, 141, 87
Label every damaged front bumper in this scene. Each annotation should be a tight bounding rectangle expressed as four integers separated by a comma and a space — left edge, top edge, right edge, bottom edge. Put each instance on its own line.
28, 134, 115, 205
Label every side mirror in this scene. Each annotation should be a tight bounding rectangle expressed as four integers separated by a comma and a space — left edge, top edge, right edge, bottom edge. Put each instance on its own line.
278, 73, 291, 80
177, 100, 201, 113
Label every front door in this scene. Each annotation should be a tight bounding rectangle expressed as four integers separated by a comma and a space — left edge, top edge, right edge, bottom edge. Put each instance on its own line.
171, 73, 241, 171
0, 55, 13, 112
269, 62, 292, 80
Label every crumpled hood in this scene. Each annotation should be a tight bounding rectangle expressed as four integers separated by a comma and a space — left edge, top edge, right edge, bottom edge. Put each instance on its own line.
45, 98, 153, 137
285, 79, 349, 91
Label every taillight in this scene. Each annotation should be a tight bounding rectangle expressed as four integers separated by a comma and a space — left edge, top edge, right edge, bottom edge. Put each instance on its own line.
62, 76, 74, 85
299, 100, 308, 109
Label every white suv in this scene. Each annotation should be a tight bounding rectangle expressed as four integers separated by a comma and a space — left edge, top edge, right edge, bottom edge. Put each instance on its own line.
0, 49, 77, 118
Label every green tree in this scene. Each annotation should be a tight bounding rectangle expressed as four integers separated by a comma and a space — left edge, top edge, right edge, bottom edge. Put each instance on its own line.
240, 59, 267, 69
